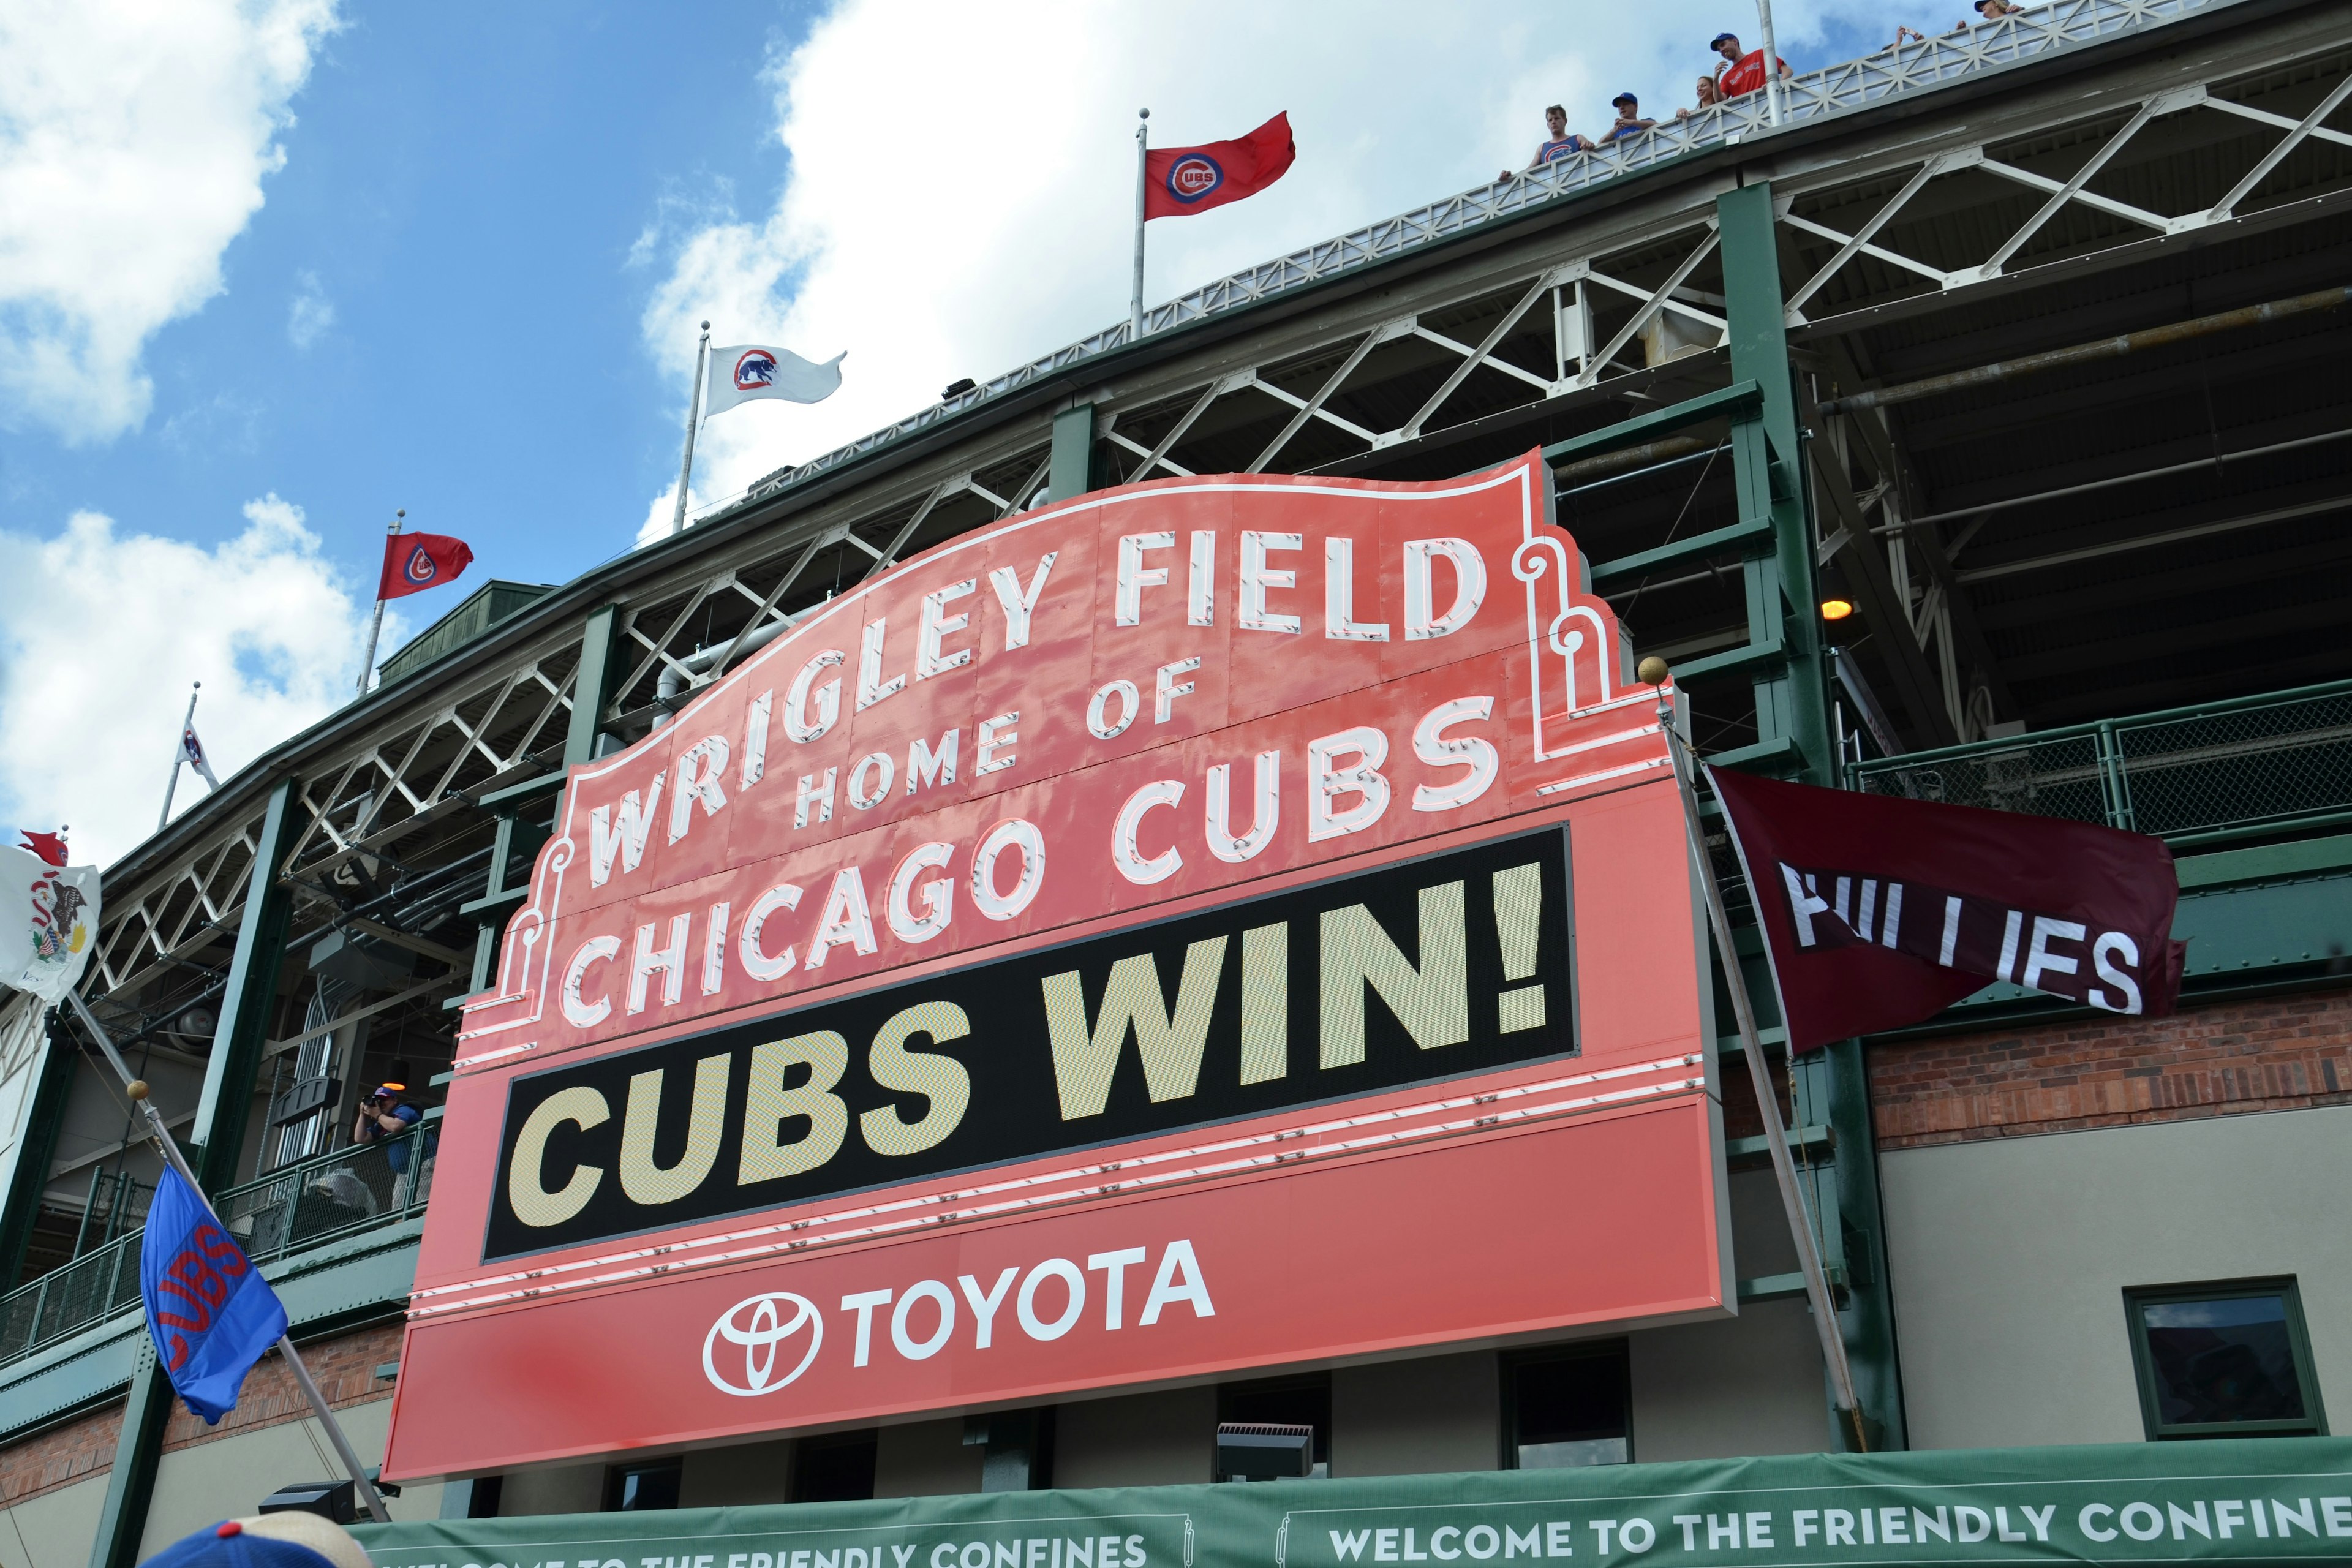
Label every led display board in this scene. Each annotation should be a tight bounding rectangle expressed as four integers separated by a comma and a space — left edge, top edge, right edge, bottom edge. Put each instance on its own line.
383, 453, 1726, 1480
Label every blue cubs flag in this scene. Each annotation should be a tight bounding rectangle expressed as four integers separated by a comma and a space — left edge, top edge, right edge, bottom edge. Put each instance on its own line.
140, 1168, 287, 1423
1144, 111, 1295, 221
375, 529, 473, 602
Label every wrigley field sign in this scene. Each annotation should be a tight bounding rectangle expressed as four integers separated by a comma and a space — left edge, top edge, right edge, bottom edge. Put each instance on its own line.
355, 1439, 2352, 1566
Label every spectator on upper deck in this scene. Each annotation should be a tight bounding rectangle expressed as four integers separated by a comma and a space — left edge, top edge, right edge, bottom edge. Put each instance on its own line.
1504, 104, 1594, 180
1973, 0, 2027, 17
1605, 94, 1658, 141
1675, 75, 1724, 119
1711, 32, 1791, 98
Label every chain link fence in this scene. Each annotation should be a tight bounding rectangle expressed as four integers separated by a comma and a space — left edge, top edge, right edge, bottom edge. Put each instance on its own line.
1851, 680, 2352, 846
0, 1122, 433, 1366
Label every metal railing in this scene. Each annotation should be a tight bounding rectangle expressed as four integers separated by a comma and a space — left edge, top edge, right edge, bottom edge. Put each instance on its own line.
0, 1124, 433, 1367
723, 0, 2220, 516
1850, 680, 2352, 846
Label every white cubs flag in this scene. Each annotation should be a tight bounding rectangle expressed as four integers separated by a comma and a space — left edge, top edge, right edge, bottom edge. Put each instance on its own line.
704, 344, 845, 419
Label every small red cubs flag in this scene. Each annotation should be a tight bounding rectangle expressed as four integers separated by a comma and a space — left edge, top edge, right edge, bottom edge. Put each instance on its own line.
377, 530, 474, 601
1709, 767, 2187, 1052
1144, 111, 1295, 221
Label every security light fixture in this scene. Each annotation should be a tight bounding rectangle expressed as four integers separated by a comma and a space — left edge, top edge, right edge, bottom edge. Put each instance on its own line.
1820, 598, 1855, 620
259, 1480, 355, 1524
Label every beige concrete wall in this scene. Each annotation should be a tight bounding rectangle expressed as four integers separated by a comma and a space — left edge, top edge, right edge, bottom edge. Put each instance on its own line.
1882, 1103, 2352, 1450
1332, 1352, 1498, 1477
137, 1399, 445, 1556
1051, 1388, 1215, 1489
0, 1469, 108, 1568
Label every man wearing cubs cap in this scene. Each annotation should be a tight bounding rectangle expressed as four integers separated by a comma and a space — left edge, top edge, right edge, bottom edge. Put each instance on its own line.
141, 1513, 375, 1568
1711, 31, 1790, 99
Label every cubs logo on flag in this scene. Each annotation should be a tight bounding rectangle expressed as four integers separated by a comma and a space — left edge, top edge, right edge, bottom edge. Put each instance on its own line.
733, 349, 780, 391
1144, 112, 1295, 221
139, 1167, 288, 1423
376, 530, 475, 602
704, 342, 845, 420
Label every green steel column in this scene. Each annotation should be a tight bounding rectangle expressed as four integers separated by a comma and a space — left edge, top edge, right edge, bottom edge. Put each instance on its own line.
88, 1344, 175, 1568
1716, 180, 1908, 1452
1717, 181, 1831, 785
1047, 403, 1098, 501
190, 777, 300, 1194
0, 1009, 79, 1286
564, 605, 624, 766
94, 778, 301, 1566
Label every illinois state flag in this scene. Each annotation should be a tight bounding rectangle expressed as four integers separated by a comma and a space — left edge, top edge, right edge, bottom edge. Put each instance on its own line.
1144, 111, 1295, 219
140, 1168, 288, 1422
1709, 767, 2187, 1052
378, 530, 473, 600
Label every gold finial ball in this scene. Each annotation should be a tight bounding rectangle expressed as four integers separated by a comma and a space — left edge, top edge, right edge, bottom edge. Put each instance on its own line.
1637, 656, 1671, 687
126, 1080, 149, 1102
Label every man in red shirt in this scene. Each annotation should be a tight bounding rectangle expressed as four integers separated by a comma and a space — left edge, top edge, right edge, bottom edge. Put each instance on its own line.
1711, 32, 1790, 99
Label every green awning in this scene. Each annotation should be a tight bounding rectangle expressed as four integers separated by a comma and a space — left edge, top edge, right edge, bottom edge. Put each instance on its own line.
355, 1437, 2352, 1566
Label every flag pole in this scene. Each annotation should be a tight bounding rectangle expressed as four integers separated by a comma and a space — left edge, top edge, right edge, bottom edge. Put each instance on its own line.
1646, 668, 1868, 1452
1754, 0, 1786, 125
157, 682, 201, 833
670, 320, 712, 537
1129, 109, 1150, 342
58, 991, 393, 1522
356, 510, 403, 698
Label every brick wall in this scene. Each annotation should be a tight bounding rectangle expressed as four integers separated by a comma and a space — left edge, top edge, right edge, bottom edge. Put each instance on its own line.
0, 1321, 402, 1508
0, 1400, 120, 1507
1871, 987, 2352, 1151
160, 1321, 402, 1452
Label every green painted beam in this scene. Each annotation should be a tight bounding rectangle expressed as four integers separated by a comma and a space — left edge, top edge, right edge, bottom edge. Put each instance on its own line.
0, 1016, 78, 1288
1542, 381, 1762, 468
1717, 178, 1905, 1455
1672, 636, 1789, 686
564, 605, 623, 767
88, 1348, 173, 1568
1586, 514, 1772, 585
1048, 404, 1097, 501
190, 778, 300, 1194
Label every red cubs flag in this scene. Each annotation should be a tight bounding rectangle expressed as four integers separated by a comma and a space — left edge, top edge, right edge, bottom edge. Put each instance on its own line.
1709, 767, 2187, 1052
1144, 111, 1295, 220
377, 530, 474, 601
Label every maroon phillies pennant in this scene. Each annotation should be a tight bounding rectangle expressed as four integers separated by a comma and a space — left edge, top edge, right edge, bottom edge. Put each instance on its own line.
1708, 767, 2187, 1051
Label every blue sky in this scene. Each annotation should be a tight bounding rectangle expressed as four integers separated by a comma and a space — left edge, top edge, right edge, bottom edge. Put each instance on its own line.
2, 3, 804, 587
0, 0, 1940, 864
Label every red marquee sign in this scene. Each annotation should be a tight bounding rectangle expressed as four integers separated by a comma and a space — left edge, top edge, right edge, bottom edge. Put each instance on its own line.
385, 453, 1727, 1480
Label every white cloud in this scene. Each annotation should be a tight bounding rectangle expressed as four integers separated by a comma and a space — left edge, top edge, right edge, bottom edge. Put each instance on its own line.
0, 494, 389, 867
287, 268, 334, 350
0, 0, 340, 443
641, 0, 1942, 523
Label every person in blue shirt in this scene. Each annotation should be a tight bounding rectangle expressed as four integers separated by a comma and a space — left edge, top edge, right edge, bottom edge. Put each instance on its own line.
1604, 94, 1659, 141
1505, 105, 1594, 181
353, 1082, 423, 1172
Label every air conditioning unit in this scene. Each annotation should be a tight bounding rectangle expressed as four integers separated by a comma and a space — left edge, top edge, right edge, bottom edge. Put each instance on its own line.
1215, 1422, 1313, 1481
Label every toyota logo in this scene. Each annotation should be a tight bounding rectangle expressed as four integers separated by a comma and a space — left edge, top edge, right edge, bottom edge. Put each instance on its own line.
703, 1292, 823, 1396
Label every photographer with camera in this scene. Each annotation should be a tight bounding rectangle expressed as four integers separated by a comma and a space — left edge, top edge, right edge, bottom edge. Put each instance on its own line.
353, 1082, 424, 1174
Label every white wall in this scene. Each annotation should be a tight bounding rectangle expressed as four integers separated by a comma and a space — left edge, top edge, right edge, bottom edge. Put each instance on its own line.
137, 1397, 445, 1555
1333, 1352, 1498, 1477
0, 1469, 108, 1568
1629, 1167, 1828, 1461
1882, 1104, 2352, 1450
